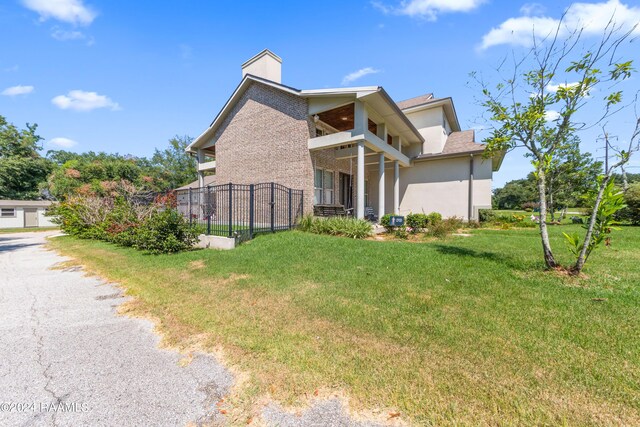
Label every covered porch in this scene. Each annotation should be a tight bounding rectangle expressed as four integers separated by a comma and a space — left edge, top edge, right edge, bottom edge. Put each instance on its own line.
308, 96, 421, 220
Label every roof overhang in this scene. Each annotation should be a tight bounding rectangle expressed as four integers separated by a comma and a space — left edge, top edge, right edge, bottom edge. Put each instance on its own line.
357, 89, 424, 144
186, 74, 302, 153
187, 77, 425, 153
413, 148, 505, 172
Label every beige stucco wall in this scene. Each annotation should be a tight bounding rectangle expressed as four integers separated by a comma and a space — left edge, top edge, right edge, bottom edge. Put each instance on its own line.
375, 156, 493, 221
404, 106, 447, 154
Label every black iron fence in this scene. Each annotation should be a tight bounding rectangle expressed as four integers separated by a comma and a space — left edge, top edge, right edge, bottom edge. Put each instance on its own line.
176, 182, 304, 242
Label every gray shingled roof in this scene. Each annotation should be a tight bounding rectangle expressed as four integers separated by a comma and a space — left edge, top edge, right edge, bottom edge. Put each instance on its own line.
396, 93, 434, 110
442, 130, 485, 154
414, 130, 485, 160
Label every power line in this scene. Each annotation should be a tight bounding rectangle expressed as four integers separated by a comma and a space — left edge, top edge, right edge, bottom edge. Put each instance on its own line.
596, 131, 619, 172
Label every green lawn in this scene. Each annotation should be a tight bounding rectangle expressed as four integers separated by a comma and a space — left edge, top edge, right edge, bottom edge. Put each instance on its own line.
48, 225, 640, 425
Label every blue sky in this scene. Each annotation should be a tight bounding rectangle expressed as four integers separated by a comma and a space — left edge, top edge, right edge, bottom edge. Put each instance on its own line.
1, 0, 639, 187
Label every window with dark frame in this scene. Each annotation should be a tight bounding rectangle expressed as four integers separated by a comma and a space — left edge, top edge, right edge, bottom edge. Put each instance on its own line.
1, 208, 16, 218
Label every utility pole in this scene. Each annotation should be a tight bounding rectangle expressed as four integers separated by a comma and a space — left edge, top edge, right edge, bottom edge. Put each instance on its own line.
596, 129, 618, 174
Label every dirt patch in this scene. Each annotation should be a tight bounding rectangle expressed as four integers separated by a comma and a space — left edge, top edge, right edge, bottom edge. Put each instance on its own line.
189, 260, 206, 270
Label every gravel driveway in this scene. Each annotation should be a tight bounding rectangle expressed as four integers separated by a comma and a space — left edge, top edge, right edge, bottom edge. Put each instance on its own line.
0, 232, 382, 427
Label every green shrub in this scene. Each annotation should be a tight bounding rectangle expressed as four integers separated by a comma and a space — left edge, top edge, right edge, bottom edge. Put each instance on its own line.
426, 221, 450, 239
298, 216, 372, 239
427, 212, 443, 225
394, 227, 409, 239
618, 183, 640, 225
380, 214, 394, 232
48, 196, 111, 239
425, 216, 463, 239
49, 192, 199, 254
133, 208, 199, 254
521, 201, 540, 211
406, 213, 428, 232
478, 209, 496, 223
298, 214, 315, 232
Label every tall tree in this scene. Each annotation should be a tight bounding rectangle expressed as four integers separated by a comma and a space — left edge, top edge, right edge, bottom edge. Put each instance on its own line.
149, 135, 197, 190
545, 136, 603, 220
493, 177, 537, 209
0, 115, 52, 199
476, 17, 635, 271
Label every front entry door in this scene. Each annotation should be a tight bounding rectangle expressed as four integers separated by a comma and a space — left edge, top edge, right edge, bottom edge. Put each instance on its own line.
339, 173, 353, 209
24, 208, 38, 228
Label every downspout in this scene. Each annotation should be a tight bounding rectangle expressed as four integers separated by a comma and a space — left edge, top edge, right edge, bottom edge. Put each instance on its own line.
468, 154, 474, 221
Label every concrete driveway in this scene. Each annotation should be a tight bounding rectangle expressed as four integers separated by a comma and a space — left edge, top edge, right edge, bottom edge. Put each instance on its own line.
0, 231, 381, 427
0, 232, 233, 427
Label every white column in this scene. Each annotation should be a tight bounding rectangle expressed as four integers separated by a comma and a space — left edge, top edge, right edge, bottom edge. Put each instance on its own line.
354, 101, 368, 134
378, 153, 385, 219
357, 141, 365, 219
197, 149, 206, 187
394, 160, 400, 215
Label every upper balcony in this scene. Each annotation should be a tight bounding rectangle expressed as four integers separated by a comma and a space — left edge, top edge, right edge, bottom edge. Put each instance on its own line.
307, 99, 419, 167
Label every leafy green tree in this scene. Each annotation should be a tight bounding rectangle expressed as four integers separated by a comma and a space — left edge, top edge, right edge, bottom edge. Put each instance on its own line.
45, 151, 149, 199
0, 115, 52, 199
545, 136, 603, 219
45, 136, 197, 199
493, 177, 537, 209
148, 135, 197, 190
476, 18, 635, 273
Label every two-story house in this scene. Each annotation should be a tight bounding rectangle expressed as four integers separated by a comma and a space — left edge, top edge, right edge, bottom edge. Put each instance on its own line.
185, 49, 504, 221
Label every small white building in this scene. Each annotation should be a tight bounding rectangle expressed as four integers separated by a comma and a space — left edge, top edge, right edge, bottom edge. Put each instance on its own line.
0, 200, 56, 229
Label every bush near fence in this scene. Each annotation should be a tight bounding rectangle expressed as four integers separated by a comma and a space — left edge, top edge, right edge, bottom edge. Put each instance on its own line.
49, 188, 198, 254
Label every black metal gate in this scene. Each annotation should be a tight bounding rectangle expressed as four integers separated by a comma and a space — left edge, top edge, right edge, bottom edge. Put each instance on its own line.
176, 182, 304, 243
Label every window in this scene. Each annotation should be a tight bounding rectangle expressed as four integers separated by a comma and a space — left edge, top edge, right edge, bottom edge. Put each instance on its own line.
323, 170, 334, 204
387, 134, 393, 145
315, 127, 326, 137
314, 168, 334, 204
364, 180, 370, 207
314, 169, 323, 204
1, 208, 16, 218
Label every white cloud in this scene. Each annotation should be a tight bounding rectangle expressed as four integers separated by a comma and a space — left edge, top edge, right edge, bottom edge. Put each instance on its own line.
52, 90, 120, 111
480, 0, 640, 50
1, 85, 34, 96
546, 82, 580, 93
544, 110, 561, 122
374, 0, 485, 21
48, 137, 78, 148
50, 27, 95, 45
520, 3, 545, 16
342, 67, 381, 85
21, 0, 96, 25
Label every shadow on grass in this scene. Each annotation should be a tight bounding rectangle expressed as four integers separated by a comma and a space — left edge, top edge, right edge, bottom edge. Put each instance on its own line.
432, 244, 541, 271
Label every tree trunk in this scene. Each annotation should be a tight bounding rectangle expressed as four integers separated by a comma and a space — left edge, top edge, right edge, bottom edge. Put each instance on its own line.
549, 181, 555, 222
536, 169, 558, 269
573, 175, 612, 274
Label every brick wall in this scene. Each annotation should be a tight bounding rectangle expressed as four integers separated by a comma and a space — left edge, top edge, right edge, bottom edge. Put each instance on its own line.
212, 81, 361, 214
